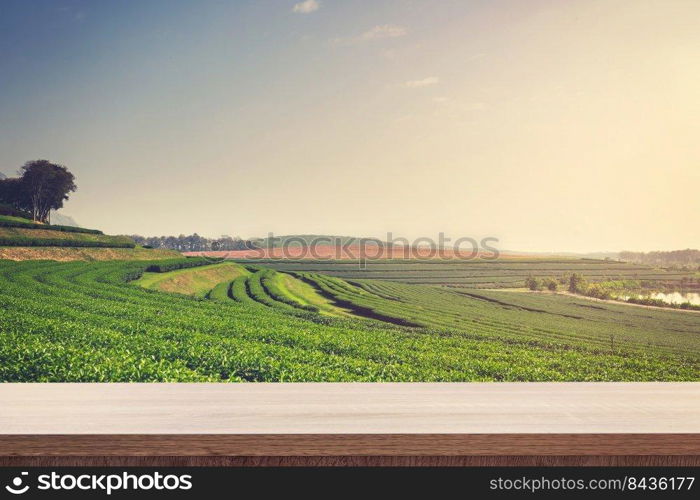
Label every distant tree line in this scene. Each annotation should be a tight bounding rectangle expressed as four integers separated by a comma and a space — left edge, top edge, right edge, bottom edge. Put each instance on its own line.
129, 234, 254, 252
527, 272, 700, 305
619, 249, 700, 269
0, 160, 77, 223
526, 273, 632, 298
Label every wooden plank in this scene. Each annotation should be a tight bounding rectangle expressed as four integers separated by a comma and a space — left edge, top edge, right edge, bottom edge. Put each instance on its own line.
1, 434, 699, 456
1, 383, 698, 434
3, 456, 700, 467
0, 383, 698, 462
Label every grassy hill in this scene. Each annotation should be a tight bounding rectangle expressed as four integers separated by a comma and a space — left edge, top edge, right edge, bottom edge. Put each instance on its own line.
0, 226, 135, 247
0, 215, 179, 261
134, 261, 248, 297
0, 214, 103, 233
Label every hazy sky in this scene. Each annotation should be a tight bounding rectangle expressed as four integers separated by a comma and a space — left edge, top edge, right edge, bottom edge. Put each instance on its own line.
1, 0, 698, 252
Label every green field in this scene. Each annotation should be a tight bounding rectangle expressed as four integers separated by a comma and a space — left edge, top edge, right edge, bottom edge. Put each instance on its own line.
0, 215, 176, 261
1, 258, 698, 382
0, 246, 180, 262
0, 226, 135, 248
134, 261, 248, 297
296, 273, 700, 359
249, 259, 695, 288
0, 214, 103, 234
0, 215, 134, 248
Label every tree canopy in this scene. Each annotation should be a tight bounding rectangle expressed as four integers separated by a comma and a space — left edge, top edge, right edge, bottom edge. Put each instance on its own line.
0, 160, 76, 222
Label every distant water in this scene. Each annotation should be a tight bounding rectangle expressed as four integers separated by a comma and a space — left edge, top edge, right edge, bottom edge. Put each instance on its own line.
649, 292, 700, 306
619, 291, 700, 306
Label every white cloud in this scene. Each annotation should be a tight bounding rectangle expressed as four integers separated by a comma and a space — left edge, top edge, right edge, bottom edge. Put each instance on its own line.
359, 24, 407, 41
292, 0, 320, 14
402, 77, 440, 88
333, 24, 407, 45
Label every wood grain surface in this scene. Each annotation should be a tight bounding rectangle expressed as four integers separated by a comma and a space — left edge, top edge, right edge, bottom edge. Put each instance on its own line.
1, 383, 698, 434
2, 456, 699, 467
1, 434, 699, 456
1, 383, 698, 465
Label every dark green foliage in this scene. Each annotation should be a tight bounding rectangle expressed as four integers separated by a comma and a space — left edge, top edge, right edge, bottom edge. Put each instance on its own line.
625, 295, 700, 311
0, 203, 32, 219
568, 273, 587, 293
0, 178, 28, 213
144, 257, 224, 273
130, 233, 251, 252
258, 269, 319, 312
0, 216, 102, 234
525, 276, 542, 291
585, 283, 612, 300
0, 236, 134, 248
0, 160, 77, 223
544, 277, 559, 291
2, 260, 697, 381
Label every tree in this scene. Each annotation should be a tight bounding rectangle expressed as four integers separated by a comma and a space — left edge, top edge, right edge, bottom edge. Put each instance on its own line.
544, 277, 559, 292
525, 276, 542, 291
19, 160, 76, 222
0, 177, 31, 213
586, 284, 611, 300
568, 273, 587, 294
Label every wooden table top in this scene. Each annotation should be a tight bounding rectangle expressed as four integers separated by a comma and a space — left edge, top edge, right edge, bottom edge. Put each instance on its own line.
1, 383, 698, 459
2, 383, 699, 434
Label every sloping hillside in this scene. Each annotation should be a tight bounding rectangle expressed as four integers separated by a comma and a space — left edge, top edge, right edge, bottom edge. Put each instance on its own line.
0, 246, 180, 262
0, 226, 135, 247
134, 262, 248, 297
0, 215, 179, 261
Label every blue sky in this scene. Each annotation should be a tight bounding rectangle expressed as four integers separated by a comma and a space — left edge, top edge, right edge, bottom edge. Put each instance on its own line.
1, 0, 698, 251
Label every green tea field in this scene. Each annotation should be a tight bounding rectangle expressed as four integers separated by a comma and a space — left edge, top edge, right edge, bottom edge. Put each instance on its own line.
249, 258, 694, 288
1, 258, 698, 382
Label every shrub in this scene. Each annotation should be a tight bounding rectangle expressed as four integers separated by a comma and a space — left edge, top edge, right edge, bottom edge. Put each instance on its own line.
0, 203, 32, 219
525, 276, 542, 291
544, 278, 558, 291
585, 284, 612, 300
568, 273, 587, 293
0, 237, 134, 248
144, 257, 223, 273
0, 216, 103, 234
